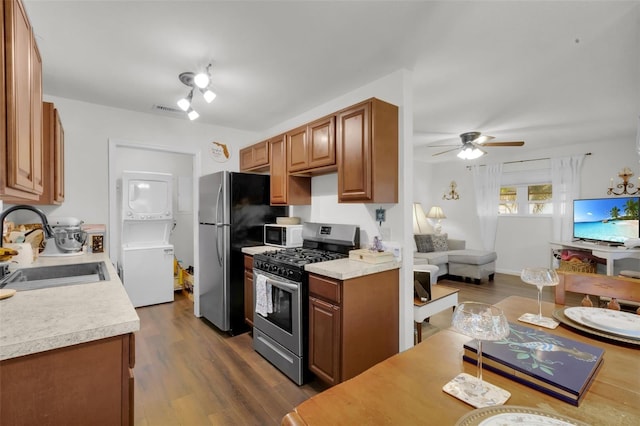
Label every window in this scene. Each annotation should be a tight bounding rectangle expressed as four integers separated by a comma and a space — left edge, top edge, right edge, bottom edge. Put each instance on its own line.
499, 184, 552, 215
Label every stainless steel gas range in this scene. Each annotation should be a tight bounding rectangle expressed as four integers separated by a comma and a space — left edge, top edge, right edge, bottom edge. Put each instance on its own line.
252, 222, 359, 385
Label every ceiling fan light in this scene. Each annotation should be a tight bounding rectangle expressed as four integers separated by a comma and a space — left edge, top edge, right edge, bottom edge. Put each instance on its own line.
468, 147, 486, 160
187, 108, 199, 121
193, 72, 210, 89
457, 145, 485, 160
457, 148, 471, 160
201, 88, 216, 103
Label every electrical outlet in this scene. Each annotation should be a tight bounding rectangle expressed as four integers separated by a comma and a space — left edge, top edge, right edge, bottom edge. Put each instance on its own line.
380, 227, 391, 240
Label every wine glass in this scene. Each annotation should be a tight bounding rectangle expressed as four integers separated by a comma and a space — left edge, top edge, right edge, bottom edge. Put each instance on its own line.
520, 267, 560, 328
445, 302, 511, 407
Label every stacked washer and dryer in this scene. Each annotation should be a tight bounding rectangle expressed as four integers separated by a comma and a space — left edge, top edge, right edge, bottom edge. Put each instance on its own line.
119, 171, 175, 308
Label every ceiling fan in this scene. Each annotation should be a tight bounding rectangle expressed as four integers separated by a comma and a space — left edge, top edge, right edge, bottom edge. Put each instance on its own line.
432, 131, 524, 159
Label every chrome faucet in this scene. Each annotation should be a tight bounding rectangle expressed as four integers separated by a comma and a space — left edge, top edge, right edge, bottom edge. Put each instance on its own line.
0, 205, 54, 248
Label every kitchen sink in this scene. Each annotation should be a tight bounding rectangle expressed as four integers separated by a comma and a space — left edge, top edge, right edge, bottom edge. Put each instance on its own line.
0, 261, 110, 291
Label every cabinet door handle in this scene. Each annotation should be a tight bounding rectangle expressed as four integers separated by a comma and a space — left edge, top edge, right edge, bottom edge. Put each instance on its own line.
310, 296, 336, 310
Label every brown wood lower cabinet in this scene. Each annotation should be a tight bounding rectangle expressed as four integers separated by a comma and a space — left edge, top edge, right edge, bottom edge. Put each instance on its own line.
0, 333, 135, 426
244, 254, 254, 328
308, 269, 399, 386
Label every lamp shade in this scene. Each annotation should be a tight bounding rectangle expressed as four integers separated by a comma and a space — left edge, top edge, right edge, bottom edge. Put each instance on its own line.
193, 72, 210, 88
201, 88, 216, 103
187, 109, 199, 121
412, 202, 434, 234
177, 89, 193, 112
426, 206, 446, 219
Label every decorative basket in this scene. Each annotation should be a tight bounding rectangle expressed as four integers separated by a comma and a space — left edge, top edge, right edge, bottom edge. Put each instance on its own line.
557, 259, 596, 273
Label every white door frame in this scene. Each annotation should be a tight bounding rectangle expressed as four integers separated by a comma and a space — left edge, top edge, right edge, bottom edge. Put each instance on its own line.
107, 138, 202, 316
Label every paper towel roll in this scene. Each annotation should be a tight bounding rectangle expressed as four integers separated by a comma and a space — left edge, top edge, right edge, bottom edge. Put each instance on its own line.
5, 243, 34, 266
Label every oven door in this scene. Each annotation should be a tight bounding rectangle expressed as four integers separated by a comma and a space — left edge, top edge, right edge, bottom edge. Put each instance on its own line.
252, 269, 302, 356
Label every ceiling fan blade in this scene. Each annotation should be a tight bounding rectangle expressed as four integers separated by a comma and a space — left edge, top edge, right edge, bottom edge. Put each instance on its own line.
432, 147, 461, 156
426, 144, 460, 148
481, 141, 525, 147
474, 135, 495, 144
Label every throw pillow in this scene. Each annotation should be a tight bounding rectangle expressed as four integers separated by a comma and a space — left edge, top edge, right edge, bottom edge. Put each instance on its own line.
414, 234, 434, 253
432, 233, 449, 252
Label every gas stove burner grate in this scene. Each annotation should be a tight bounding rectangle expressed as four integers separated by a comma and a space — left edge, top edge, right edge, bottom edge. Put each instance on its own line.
259, 247, 346, 266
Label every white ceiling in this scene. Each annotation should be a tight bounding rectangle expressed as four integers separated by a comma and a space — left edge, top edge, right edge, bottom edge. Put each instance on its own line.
23, 0, 640, 162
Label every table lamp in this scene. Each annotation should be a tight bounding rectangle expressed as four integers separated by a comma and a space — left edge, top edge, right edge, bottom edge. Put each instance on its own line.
426, 206, 446, 234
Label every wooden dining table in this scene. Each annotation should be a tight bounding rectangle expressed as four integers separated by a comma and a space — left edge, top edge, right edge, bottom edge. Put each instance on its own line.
283, 296, 640, 425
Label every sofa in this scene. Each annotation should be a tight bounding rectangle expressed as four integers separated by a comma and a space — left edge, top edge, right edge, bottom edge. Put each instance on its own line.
413, 233, 497, 284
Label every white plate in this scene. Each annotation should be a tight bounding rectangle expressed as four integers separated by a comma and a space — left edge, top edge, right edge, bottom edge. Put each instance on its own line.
564, 307, 640, 339
455, 406, 589, 426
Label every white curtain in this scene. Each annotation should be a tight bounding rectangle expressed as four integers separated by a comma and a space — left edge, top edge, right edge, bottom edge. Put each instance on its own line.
550, 155, 585, 242
472, 163, 503, 250
636, 115, 640, 162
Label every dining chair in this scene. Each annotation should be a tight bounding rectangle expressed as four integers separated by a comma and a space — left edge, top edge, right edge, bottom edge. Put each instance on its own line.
555, 271, 640, 313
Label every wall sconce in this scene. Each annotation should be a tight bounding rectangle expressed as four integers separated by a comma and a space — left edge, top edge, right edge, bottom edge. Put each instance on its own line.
608, 167, 639, 196
426, 206, 446, 234
443, 181, 460, 200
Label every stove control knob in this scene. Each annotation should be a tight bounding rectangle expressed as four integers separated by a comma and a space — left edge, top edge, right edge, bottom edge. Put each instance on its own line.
287, 270, 294, 278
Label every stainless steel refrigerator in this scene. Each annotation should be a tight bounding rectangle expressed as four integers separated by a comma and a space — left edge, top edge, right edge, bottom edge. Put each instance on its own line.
198, 171, 287, 334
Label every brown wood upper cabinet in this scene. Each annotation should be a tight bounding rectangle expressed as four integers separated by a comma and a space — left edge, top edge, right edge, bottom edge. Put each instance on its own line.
287, 115, 336, 174
337, 98, 398, 203
270, 135, 311, 205
239, 140, 270, 172
37, 102, 65, 204
1, 0, 44, 201
239, 97, 397, 205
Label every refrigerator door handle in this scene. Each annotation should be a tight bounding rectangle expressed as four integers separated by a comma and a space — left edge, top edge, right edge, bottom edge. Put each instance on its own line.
214, 183, 224, 266
215, 183, 223, 225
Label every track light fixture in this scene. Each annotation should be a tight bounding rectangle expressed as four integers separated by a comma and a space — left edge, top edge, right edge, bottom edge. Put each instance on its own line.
177, 89, 193, 112
176, 63, 216, 120
187, 108, 199, 121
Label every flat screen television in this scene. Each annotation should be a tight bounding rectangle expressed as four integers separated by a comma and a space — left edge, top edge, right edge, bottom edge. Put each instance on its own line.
573, 196, 639, 245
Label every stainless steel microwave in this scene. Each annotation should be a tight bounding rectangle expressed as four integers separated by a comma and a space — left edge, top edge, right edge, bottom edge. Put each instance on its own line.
264, 224, 303, 248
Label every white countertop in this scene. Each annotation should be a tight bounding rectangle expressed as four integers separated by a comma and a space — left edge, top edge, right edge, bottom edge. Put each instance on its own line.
241, 245, 281, 256
0, 252, 140, 361
242, 246, 402, 280
305, 258, 401, 280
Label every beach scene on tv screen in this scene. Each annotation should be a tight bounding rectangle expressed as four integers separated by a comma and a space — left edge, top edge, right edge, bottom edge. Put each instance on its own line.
574, 197, 639, 243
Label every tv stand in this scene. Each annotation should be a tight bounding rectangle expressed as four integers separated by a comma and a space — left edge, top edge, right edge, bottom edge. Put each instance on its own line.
550, 241, 640, 276
572, 239, 623, 247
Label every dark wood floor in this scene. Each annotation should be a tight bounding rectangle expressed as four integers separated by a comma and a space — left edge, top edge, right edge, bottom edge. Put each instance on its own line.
133, 273, 580, 425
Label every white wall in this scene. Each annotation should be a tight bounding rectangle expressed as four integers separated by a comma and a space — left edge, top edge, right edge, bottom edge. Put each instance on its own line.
37, 95, 259, 227
415, 137, 639, 276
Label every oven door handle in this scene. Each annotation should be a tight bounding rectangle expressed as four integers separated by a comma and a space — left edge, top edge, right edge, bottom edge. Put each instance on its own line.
255, 272, 299, 291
